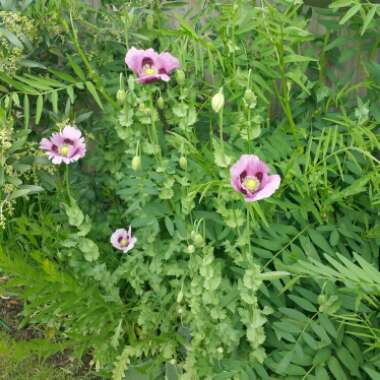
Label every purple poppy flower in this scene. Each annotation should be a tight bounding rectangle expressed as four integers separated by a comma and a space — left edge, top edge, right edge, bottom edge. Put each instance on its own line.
230, 155, 281, 202
125, 47, 180, 84
110, 226, 136, 253
39, 126, 86, 165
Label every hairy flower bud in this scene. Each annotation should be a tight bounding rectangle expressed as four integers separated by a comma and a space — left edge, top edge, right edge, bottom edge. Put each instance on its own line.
157, 96, 165, 109
116, 89, 126, 104
186, 244, 195, 254
244, 89, 257, 108
131, 156, 141, 171
191, 231, 204, 247
211, 90, 224, 113
176, 69, 185, 85
179, 156, 187, 169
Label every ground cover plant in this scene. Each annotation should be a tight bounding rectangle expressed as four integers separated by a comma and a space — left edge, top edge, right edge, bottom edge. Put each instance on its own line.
0, 0, 380, 379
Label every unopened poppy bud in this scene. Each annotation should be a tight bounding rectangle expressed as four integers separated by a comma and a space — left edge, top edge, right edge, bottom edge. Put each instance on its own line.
146, 14, 154, 29
179, 156, 187, 169
217, 347, 224, 354
187, 244, 195, 254
116, 89, 127, 104
131, 156, 141, 171
211, 91, 224, 113
191, 231, 204, 247
157, 97, 164, 109
244, 89, 257, 108
176, 70, 185, 85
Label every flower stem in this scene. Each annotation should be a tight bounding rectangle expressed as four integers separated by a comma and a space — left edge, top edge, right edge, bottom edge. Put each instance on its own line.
219, 110, 224, 154
64, 165, 72, 202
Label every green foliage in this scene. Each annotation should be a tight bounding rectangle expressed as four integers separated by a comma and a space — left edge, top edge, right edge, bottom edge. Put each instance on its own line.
0, 0, 380, 379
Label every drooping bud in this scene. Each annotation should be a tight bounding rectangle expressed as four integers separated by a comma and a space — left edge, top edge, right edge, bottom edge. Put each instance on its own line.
131, 156, 141, 171
179, 156, 187, 170
244, 89, 257, 108
191, 231, 204, 247
186, 244, 195, 254
116, 89, 127, 104
176, 69, 185, 85
211, 90, 224, 113
157, 96, 165, 109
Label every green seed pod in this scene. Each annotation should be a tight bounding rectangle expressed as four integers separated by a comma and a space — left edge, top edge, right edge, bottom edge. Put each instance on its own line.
157, 96, 165, 109
116, 89, 126, 104
318, 294, 327, 305
187, 244, 195, 254
211, 91, 224, 113
176, 69, 185, 85
131, 156, 141, 171
179, 156, 187, 170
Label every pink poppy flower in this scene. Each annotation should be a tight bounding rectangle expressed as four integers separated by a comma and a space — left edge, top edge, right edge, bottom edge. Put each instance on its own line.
39, 126, 86, 165
230, 155, 281, 202
125, 47, 180, 84
110, 226, 136, 253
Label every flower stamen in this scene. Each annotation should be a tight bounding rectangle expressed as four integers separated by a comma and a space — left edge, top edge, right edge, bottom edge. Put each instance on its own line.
243, 176, 259, 192
59, 144, 69, 157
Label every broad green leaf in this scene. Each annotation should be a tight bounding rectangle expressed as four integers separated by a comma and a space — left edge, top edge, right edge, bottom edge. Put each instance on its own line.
8, 185, 44, 201
78, 238, 100, 262
328, 356, 348, 380
0, 28, 23, 48
289, 295, 317, 312
64, 202, 84, 227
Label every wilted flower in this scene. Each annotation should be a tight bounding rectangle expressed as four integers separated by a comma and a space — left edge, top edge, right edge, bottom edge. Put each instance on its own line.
110, 226, 136, 253
211, 90, 224, 113
230, 154, 281, 202
39, 126, 86, 165
125, 47, 180, 84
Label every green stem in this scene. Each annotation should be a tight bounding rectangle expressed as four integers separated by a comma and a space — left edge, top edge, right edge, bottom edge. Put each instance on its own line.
275, 31, 300, 148
219, 110, 224, 154
64, 165, 72, 202
149, 93, 162, 160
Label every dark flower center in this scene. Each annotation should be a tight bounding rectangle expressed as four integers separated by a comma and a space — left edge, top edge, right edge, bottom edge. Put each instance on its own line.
240, 170, 264, 194
142, 57, 156, 75
118, 236, 128, 247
